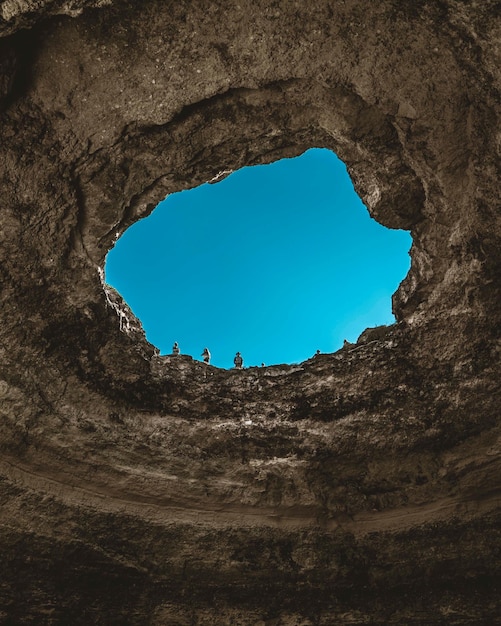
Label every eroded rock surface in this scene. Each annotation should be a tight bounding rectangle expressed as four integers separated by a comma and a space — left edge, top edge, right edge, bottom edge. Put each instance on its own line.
0, 0, 500, 623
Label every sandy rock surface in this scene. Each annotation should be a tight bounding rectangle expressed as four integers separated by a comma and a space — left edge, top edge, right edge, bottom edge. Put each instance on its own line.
0, 0, 500, 623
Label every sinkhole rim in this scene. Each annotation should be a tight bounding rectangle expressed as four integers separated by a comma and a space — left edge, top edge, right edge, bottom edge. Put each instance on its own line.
104, 148, 412, 370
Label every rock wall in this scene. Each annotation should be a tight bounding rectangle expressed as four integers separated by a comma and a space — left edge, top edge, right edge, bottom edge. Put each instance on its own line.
0, 0, 500, 623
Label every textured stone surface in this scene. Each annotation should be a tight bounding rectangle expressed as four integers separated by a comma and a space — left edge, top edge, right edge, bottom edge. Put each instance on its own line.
0, 0, 500, 623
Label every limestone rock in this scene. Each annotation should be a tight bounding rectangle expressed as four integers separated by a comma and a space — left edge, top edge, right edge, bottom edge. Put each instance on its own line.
0, 0, 500, 623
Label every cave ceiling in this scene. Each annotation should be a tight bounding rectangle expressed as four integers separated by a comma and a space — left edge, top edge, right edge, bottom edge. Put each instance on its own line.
0, 0, 500, 623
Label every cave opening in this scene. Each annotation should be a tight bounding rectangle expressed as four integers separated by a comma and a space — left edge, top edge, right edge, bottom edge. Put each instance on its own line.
105, 148, 411, 369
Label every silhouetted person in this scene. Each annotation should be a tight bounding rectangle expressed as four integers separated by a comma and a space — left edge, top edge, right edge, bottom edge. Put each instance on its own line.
172, 342, 180, 355
316, 349, 321, 355
201, 347, 211, 364
234, 351, 243, 369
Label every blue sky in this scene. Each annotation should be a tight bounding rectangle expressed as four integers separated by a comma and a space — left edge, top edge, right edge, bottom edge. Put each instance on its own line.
105, 148, 411, 368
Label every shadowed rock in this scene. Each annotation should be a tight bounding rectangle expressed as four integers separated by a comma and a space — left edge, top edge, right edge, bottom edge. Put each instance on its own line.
0, 0, 500, 623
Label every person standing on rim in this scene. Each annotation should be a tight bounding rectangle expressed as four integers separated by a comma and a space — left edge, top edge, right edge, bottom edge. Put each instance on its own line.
201, 347, 211, 364
234, 352, 243, 369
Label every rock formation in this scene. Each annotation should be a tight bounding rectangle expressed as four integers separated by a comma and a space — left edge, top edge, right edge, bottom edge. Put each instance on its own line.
0, 0, 500, 623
